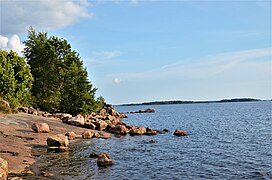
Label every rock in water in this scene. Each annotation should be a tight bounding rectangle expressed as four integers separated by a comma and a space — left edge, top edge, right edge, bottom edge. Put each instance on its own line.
173, 129, 189, 136
32, 123, 50, 133
47, 134, 69, 147
129, 127, 146, 135
65, 131, 76, 140
144, 127, 157, 136
82, 130, 93, 139
109, 125, 129, 135
0, 157, 8, 179
97, 153, 113, 167
89, 152, 99, 158
93, 132, 111, 139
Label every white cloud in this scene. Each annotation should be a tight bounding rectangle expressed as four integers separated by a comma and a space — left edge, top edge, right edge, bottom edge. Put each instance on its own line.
130, 0, 141, 5
0, 35, 25, 55
113, 77, 122, 84
0, 36, 8, 48
87, 50, 122, 64
1, 0, 94, 35
109, 48, 272, 81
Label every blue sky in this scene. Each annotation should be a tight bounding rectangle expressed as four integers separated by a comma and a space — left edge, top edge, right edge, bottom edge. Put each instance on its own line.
1, 0, 271, 104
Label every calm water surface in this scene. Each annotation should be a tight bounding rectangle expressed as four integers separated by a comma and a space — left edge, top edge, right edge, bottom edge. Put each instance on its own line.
32, 101, 272, 179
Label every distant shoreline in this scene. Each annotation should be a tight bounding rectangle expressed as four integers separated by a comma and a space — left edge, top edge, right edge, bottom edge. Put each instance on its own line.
120, 98, 271, 106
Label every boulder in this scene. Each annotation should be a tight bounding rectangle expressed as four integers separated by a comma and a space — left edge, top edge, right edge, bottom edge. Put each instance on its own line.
82, 130, 93, 139
129, 127, 146, 136
54, 113, 72, 120
111, 118, 121, 126
106, 115, 115, 121
0, 100, 9, 108
144, 127, 157, 136
65, 131, 76, 140
0, 157, 8, 179
28, 108, 38, 115
173, 129, 189, 136
84, 122, 96, 130
107, 108, 116, 116
97, 153, 113, 167
67, 114, 85, 127
32, 123, 50, 133
47, 134, 69, 147
18, 107, 28, 113
119, 113, 128, 118
93, 131, 111, 139
42, 112, 51, 118
99, 109, 107, 116
109, 125, 128, 135
146, 108, 155, 113
94, 121, 108, 131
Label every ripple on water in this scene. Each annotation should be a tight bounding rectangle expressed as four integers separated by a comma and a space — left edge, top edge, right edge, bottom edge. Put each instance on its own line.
30, 102, 272, 179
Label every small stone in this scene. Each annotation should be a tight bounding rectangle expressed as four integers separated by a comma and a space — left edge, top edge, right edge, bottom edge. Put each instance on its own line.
173, 129, 189, 136
41, 171, 54, 177
144, 127, 157, 136
89, 152, 99, 158
93, 131, 111, 139
82, 130, 93, 139
97, 153, 113, 167
65, 131, 76, 140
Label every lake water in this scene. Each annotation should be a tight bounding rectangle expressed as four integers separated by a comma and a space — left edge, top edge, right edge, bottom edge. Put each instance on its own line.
31, 101, 272, 179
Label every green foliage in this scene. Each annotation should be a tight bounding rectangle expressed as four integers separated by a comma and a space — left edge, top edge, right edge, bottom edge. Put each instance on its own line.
24, 28, 103, 115
0, 50, 33, 110
96, 96, 106, 111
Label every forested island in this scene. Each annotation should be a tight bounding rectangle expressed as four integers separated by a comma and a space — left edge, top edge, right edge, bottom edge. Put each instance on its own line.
121, 98, 263, 106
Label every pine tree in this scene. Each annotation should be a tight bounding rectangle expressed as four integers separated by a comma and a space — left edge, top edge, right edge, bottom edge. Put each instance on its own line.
24, 28, 102, 114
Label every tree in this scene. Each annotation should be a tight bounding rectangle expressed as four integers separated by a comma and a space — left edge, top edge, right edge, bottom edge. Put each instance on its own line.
60, 54, 98, 114
24, 28, 102, 114
0, 50, 33, 109
24, 28, 64, 110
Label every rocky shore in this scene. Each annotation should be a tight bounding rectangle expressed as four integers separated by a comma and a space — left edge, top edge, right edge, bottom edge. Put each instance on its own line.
0, 104, 188, 179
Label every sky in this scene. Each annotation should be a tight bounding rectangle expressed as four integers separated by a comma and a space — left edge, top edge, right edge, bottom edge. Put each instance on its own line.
0, 0, 271, 104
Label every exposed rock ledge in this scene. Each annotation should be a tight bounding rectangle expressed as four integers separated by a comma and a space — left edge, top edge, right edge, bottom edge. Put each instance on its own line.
0, 113, 111, 178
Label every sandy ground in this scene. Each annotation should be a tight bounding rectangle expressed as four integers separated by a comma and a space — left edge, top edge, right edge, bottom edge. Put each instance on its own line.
0, 113, 110, 178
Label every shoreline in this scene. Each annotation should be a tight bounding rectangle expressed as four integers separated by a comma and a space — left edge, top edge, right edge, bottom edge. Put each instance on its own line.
0, 113, 111, 179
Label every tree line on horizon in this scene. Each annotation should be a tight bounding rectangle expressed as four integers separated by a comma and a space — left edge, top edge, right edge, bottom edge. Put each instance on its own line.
0, 28, 104, 115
